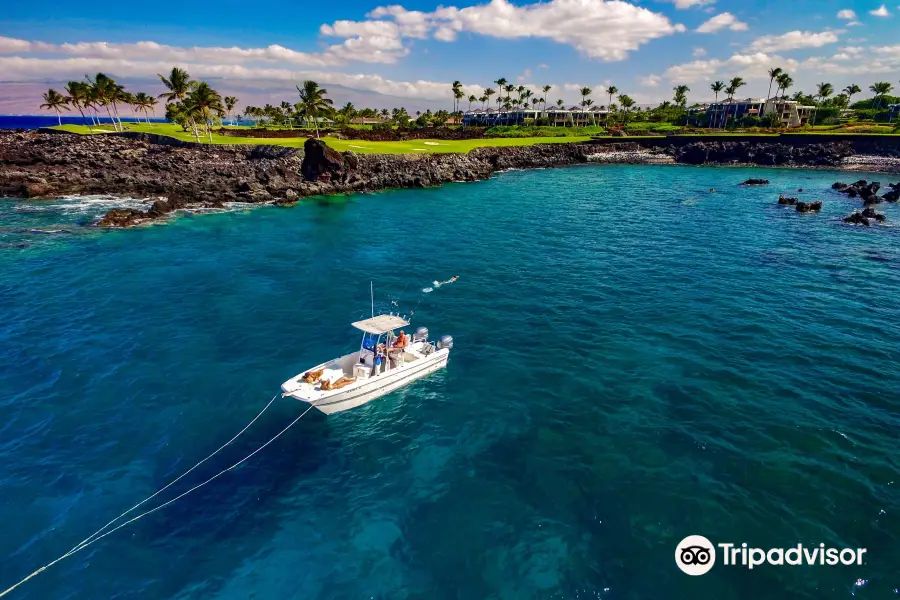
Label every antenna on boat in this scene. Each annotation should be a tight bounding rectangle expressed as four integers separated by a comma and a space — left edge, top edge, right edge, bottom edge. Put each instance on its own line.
370, 281, 374, 318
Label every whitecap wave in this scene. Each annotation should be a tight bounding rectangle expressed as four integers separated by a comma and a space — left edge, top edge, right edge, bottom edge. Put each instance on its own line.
16, 194, 153, 216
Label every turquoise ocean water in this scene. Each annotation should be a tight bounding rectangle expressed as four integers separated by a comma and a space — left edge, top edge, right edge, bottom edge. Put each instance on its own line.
1, 165, 898, 599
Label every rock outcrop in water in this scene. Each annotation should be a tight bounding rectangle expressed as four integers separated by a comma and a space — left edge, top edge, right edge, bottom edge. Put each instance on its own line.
795, 200, 822, 213
741, 178, 770, 185
843, 208, 887, 226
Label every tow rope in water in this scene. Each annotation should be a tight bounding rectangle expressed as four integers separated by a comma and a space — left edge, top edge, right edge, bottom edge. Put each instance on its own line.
0, 393, 317, 598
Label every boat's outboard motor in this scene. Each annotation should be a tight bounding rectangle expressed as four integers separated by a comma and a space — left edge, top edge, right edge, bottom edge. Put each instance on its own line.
438, 335, 454, 350
414, 327, 429, 342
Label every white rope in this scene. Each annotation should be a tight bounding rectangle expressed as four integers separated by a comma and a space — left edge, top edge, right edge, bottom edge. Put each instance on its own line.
69, 393, 279, 553
0, 393, 311, 599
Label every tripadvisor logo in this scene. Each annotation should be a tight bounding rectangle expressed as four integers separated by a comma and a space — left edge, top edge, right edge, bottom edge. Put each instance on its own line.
675, 535, 867, 576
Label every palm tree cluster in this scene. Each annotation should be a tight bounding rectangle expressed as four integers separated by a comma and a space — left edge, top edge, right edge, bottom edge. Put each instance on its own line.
156, 67, 231, 143
455, 78, 636, 127
41, 75, 160, 131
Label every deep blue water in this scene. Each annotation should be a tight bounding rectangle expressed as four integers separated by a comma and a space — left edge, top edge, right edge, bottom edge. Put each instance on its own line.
1, 165, 899, 599
0, 115, 167, 130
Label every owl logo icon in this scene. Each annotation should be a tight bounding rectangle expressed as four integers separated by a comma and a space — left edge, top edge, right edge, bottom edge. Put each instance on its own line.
675, 535, 716, 575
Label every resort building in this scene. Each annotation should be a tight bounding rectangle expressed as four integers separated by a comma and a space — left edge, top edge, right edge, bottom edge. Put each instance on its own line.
461, 106, 609, 127
704, 97, 816, 127
762, 98, 816, 127
705, 98, 765, 125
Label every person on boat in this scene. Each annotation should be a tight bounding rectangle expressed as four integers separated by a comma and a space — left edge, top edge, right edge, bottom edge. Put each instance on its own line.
387, 330, 408, 368
394, 330, 408, 349
372, 345, 385, 376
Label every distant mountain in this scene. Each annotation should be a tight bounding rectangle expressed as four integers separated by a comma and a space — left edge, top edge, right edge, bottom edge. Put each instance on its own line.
0, 77, 452, 116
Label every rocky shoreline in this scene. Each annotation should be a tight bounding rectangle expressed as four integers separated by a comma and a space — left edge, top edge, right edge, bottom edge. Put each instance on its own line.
2, 130, 900, 227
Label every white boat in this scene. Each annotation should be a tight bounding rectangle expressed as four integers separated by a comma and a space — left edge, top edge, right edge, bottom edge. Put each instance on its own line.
281, 314, 453, 414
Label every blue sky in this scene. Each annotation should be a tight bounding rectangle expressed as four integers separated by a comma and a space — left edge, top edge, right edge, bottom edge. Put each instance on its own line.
1, 0, 898, 112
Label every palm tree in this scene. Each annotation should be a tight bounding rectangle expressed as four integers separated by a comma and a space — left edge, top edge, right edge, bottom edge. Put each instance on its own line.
40, 89, 69, 126
108, 83, 127, 129
494, 78, 507, 114
618, 94, 635, 124
812, 82, 834, 125
776, 73, 793, 99
579, 87, 592, 126
710, 81, 725, 128
673, 85, 690, 122
158, 67, 198, 136
723, 76, 746, 128
296, 80, 334, 138
467, 94, 477, 114
146, 97, 159, 125
503, 84, 515, 122
280, 101, 294, 130
454, 88, 465, 121
119, 91, 139, 123
554, 98, 565, 126
765, 67, 783, 112
185, 82, 225, 143
605, 85, 618, 127
85, 73, 122, 131
843, 84, 861, 107
158, 67, 195, 104
582, 98, 595, 125
521, 89, 533, 117
542, 85, 552, 112
451, 81, 462, 115
132, 92, 151, 124
816, 82, 834, 104
484, 88, 496, 112
479, 95, 488, 110
64, 81, 92, 131
224, 96, 238, 125
869, 82, 893, 109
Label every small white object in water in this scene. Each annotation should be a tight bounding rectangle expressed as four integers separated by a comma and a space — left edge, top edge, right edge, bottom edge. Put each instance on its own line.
422, 287, 433, 293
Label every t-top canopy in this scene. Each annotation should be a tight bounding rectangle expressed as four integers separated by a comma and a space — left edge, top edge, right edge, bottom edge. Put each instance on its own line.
352, 314, 410, 335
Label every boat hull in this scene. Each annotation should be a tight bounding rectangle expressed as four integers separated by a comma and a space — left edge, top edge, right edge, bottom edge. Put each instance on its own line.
290, 349, 449, 414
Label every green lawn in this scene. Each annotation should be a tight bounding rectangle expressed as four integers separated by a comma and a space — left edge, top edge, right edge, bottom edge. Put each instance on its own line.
49, 121, 900, 155
50, 122, 591, 154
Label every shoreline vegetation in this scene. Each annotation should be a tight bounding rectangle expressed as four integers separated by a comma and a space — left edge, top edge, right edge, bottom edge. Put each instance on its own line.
26, 65, 900, 155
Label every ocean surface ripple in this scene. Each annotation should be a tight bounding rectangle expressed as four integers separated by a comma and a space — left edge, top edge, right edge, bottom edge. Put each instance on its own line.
1, 165, 898, 599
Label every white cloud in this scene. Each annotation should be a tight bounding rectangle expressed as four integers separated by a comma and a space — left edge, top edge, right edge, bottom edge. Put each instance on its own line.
869, 4, 890, 16
0, 55, 486, 100
747, 30, 840, 52
363, 0, 685, 61
0, 36, 403, 67
696, 12, 748, 33
660, 0, 715, 8
836, 9, 856, 19
845, 20, 863, 26
665, 52, 798, 83
639, 74, 662, 87
692, 46, 707, 57
517, 68, 532, 82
